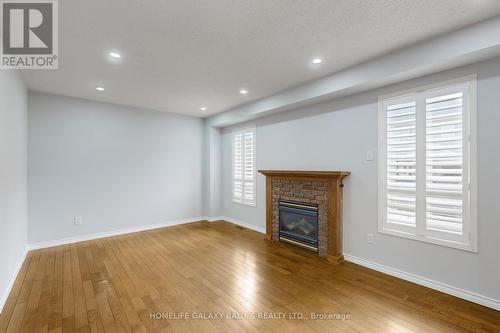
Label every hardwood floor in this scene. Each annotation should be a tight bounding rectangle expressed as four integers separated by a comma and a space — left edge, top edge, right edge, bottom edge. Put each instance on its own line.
1, 221, 498, 333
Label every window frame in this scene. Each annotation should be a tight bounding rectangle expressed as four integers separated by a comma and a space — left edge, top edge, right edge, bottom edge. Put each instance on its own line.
378, 75, 477, 252
231, 126, 257, 207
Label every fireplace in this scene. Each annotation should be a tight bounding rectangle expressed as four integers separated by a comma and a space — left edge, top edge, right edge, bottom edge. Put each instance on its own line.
259, 170, 350, 262
279, 200, 319, 252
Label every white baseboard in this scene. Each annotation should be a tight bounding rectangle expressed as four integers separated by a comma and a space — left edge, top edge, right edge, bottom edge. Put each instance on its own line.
207, 216, 266, 234
0, 247, 28, 314
201, 216, 219, 222
344, 254, 500, 311
204, 216, 224, 223
27, 217, 206, 251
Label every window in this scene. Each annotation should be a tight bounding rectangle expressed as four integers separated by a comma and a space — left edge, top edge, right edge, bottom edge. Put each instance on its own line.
232, 127, 256, 206
378, 76, 477, 251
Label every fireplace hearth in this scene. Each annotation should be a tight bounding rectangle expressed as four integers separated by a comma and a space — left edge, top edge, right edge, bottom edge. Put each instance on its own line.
279, 201, 319, 252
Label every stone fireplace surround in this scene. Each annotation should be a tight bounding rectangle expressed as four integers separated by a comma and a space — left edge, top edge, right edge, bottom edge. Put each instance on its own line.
259, 170, 350, 263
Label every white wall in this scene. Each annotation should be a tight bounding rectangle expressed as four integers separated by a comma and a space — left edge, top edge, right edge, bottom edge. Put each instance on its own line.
219, 58, 500, 303
28, 92, 204, 245
0, 71, 28, 312
207, 126, 222, 217
202, 123, 222, 217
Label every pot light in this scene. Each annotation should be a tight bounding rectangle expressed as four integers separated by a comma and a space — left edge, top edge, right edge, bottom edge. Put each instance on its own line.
96, 87, 104, 91
312, 58, 323, 64
200, 107, 207, 111
240, 89, 248, 94
109, 52, 121, 58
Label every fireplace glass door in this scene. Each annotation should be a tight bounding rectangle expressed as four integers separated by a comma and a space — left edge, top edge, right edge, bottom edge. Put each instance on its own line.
279, 201, 319, 251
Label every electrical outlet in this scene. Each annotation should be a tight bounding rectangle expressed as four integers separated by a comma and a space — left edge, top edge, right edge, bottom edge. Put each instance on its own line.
367, 233, 374, 244
74, 216, 82, 225
366, 150, 374, 161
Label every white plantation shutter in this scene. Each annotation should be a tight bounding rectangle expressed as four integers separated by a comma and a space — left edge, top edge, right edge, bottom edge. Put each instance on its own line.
385, 100, 417, 229
425, 90, 465, 237
243, 129, 256, 203
233, 132, 243, 202
379, 77, 477, 251
233, 127, 256, 206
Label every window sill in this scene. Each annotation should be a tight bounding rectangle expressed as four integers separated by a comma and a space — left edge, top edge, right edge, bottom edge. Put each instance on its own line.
378, 227, 477, 253
232, 200, 256, 208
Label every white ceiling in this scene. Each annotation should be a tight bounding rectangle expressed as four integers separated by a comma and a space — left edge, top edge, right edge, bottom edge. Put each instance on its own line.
21, 0, 500, 117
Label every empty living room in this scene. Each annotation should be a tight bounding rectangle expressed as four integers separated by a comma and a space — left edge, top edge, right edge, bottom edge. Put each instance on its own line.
1, 1, 500, 332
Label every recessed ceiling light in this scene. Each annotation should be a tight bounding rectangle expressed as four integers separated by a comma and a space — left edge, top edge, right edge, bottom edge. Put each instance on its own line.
109, 52, 121, 58
96, 87, 104, 91
312, 58, 323, 64
200, 107, 207, 111
240, 89, 248, 94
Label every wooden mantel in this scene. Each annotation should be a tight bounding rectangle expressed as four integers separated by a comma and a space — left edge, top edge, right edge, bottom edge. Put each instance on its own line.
259, 170, 350, 263
259, 170, 350, 179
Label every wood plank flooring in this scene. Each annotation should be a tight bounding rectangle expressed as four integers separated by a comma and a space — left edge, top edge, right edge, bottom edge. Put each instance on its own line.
1, 221, 499, 332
